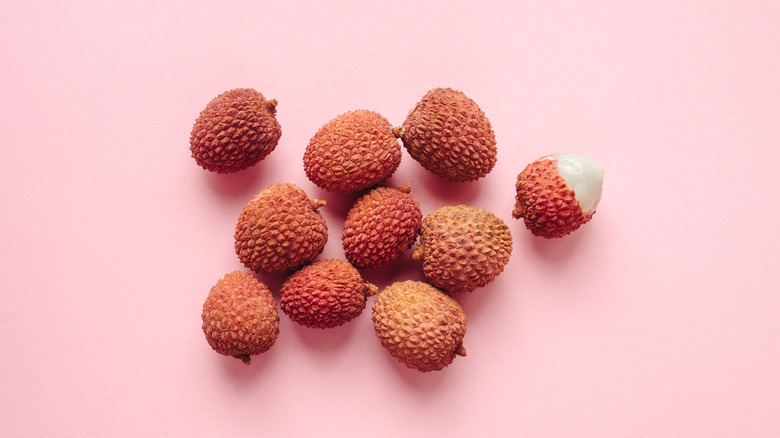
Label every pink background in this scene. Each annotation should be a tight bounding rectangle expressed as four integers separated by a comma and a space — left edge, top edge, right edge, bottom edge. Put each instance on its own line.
2, 1, 779, 436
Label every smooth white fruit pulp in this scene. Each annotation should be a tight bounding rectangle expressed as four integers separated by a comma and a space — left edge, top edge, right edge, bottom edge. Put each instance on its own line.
552, 153, 603, 216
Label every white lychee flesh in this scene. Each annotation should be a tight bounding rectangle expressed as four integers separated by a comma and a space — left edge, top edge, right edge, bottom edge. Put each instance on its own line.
550, 153, 604, 216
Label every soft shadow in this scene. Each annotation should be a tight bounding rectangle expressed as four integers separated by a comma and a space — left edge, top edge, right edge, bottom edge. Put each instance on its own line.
379, 348, 458, 393
287, 316, 358, 354
202, 152, 284, 202
314, 188, 361, 222
418, 170, 482, 206
253, 271, 289, 300
359, 251, 425, 292
217, 343, 279, 390
450, 279, 499, 325
524, 224, 587, 263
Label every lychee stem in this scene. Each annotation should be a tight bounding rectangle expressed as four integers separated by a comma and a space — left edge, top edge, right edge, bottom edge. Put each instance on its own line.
235, 354, 252, 365
267, 98, 278, 114
391, 126, 404, 138
455, 344, 467, 357
411, 246, 423, 261
311, 199, 326, 210
365, 282, 379, 297
398, 183, 411, 193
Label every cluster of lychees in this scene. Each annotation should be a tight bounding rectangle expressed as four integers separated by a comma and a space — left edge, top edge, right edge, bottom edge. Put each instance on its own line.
192, 87, 604, 372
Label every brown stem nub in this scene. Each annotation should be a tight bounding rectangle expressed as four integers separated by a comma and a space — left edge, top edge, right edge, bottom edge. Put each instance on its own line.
235, 354, 252, 365
392, 126, 404, 138
365, 282, 379, 297
455, 344, 467, 357
311, 199, 326, 210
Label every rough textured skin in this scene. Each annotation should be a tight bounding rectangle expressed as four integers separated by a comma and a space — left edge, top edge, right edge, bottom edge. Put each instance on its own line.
235, 183, 328, 275
303, 110, 402, 193
201, 271, 280, 365
397, 88, 496, 181
280, 259, 378, 329
513, 157, 592, 238
372, 281, 467, 372
413, 205, 512, 294
190, 88, 281, 173
342, 184, 422, 269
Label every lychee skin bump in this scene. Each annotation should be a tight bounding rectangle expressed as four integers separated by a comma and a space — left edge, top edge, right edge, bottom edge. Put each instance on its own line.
234, 183, 328, 275
190, 88, 281, 173
413, 205, 513, 294
398, 87, 497, 182
513, 153, 604, 238
303, 110, 401, 193
201, 271, 280, 365
372, 280, 467, 372
280, 259, 377, 329
342, 184, 422, 269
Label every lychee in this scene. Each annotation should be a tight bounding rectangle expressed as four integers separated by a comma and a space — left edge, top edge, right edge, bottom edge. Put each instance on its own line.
190, 88, 281, 173
304, 110, 402, 193
413, 205, 512, 294
372, 280, 467, 372
235, 183, 328, 275
513, 153, 604, 238
280, 259, 378, 329
396, 88, 496, 181
201, 271, 280, 365
342, 184, 422, 269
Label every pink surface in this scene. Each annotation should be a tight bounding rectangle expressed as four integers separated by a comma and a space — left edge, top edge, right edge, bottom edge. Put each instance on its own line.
2, 1, 780, 436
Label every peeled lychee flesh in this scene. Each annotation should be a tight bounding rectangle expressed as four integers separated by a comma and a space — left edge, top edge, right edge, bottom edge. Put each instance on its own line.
280, 259, 378, 329
413, 205, 513, 294
396, 87, 496, 182
372, 281, 467, 372
513, 153, 604, 238
235, 183, 328, 275
201, 271, 280, 365
304, 109, 402, 193
342, 184, 422, 269
190, 88, 281, 173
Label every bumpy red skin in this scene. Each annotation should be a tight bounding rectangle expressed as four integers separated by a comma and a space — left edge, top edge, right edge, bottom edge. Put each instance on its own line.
235, 183, 328, 275
372, 281, 467, 372
201, 271, 280, 365
512, 158, 593, 238
399, 88, 497, 181
413, 205, 513, 294
280, 259, 377, 329
342, 185, 422, 269
190, 88, 281, 173
304, 110, 402, 193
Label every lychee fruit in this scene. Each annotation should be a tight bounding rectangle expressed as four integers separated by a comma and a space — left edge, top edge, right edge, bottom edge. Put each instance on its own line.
513, 153, 604, 238
201, 271, 280, 365
303, 109, 402, 193
235, 183, 328, 275
372, 280, 467, 372
413, 205, 512, 294
190, 88, 281, 173
395, 87, 496, 181
342, 184, 422, 269
280, 259, 378, 329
